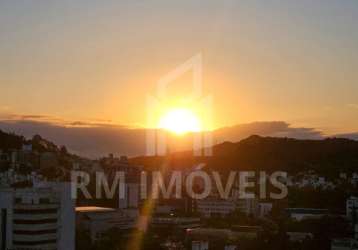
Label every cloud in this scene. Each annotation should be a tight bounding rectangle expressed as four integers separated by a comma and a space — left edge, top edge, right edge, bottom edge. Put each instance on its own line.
334, 132, 358, 141
0, 118, 355, 158
0, 113, 65, 124
0, 119, 146, 158
214, 121, 324, 142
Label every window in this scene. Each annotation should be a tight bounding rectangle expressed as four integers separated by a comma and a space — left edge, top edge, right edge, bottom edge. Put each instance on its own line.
14, 229, 57, 235
13, 219, 57, 225
13, 239, 57, 246
39, 198, 50, 204
14, 208, 57, 214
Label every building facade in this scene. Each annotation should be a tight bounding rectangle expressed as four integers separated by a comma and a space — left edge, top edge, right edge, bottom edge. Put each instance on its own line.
76, 206, 137, 242
0, 183, 75, 250
347, 197, 358, 221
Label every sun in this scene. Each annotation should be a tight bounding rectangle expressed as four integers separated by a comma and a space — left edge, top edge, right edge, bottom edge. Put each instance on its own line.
158, 108, 202, 134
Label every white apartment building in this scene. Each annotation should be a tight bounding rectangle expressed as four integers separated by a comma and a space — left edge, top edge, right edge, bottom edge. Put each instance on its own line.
0, 182, 75, 250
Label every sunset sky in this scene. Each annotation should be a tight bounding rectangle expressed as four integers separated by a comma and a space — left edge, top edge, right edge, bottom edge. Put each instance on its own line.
1, 0, 358, 136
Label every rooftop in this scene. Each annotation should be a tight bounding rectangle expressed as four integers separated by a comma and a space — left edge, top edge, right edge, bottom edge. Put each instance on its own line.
76, 206, 116, 213
286, 208, 328, 214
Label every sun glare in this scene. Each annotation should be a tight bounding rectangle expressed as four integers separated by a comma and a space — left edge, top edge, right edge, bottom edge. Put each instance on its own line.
158, 108, 201, 134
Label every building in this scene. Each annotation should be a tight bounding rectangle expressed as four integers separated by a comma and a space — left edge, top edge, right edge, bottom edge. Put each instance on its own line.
118, 183, 140, 209
76, 206, 137, 242
287, 232, 313, 242
258, 202, 273, 217
192, 240, 209, 250
196, 198, 236, 218
104, 158, 142, 210
151, 216, 201, 231
186, 227, 257, 250
0, 188, 12, 250
0, 182, 75, 250
187, 228, 236, 250
331, 238, 358, 250
195, 197, 260, 218
285, 208, 328, 221
235, 198, 258, 217
231, 225, 262, 239
347, 197, 358, 221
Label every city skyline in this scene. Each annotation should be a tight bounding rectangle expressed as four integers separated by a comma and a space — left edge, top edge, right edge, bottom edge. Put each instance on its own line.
1, 2, 358, 250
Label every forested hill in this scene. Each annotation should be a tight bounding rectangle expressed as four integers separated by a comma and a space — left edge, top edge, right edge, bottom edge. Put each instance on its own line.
2, 129, 358, 177
0, 130, 24, 150
0, 129, 67, 154
132, 135, 358, 176
207, 135, 358, 174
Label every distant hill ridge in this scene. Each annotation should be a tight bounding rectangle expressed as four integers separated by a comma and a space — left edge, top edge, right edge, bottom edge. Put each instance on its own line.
2, 130, 358, 176
132, 135, 358, 176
